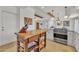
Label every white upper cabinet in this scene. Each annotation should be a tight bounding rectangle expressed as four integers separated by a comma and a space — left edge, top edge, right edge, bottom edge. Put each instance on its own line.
69, 19, 75, 31
74, 19, 79, 33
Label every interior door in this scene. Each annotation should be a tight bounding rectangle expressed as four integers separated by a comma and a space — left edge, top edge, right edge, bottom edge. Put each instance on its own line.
1, 11, 17, 46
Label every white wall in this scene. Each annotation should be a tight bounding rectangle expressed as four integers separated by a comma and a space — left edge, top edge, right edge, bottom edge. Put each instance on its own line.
20, 7, 36, 31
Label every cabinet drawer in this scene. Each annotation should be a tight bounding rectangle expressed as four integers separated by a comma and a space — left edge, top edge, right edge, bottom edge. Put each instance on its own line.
29, 35, 38, 42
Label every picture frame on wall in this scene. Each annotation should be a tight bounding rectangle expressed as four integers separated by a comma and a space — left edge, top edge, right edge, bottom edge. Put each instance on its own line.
24, 17, 32, 25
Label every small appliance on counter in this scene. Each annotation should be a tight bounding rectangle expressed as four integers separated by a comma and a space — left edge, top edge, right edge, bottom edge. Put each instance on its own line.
19, 24, 28, 33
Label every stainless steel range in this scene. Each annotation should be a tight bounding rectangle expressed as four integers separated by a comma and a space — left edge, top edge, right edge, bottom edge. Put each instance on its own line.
53, 28, 68, 44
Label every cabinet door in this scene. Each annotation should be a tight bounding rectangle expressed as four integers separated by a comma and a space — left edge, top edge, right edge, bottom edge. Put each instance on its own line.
75, 33, 79, 51
1, 12, 17, 46
47, 29, 54, 40
67, 31, 75, 46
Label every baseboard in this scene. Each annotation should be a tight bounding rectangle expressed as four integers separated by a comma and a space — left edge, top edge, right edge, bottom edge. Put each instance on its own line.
0, 40, 16, 47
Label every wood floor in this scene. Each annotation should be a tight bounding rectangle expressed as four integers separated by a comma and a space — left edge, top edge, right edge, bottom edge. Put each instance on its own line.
41, 40, 76, 52
0, 40, 76, 52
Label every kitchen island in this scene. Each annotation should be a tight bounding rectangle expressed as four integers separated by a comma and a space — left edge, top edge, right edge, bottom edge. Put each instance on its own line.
16, 29, 47, 52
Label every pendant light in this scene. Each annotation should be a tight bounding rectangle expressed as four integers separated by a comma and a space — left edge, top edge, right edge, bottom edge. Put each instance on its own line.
64, 6, 68, 19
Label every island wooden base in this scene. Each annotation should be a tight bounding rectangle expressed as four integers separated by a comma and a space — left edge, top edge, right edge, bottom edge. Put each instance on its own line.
16, 29, 47, 52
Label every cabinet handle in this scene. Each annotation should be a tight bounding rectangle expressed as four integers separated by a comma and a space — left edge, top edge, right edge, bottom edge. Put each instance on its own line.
2, 27, 4, 31
2, 26, 4, 28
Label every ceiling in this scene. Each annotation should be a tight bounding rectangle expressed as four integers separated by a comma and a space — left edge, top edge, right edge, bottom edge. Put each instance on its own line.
33, 6, 65, 19
33, 6, 79, 19
19, 6, 79, 19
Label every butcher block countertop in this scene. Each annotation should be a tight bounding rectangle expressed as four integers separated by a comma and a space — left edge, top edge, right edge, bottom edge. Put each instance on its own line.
16, 29, 48, 39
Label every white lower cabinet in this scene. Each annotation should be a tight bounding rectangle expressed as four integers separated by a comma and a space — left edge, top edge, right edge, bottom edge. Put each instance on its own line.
47, 29, 54, 41
67, 31, 75, 47
75, 33, 79, 51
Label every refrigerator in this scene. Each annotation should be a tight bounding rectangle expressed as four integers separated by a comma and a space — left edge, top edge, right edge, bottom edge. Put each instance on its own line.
69, 16, 79, 51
